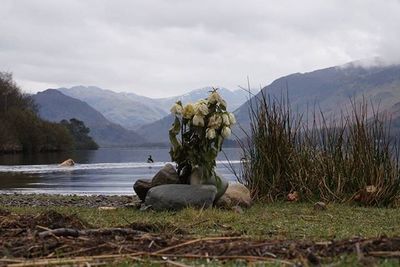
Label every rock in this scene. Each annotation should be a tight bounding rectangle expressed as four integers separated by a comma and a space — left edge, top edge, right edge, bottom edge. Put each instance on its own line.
151, 164, 180, 186
216, 183, 251, 208
133, 179, 152, 202
145, 184, 217, 211
189, 166, 228, 202
313, 202, 327, 210
59, 159, 75, 167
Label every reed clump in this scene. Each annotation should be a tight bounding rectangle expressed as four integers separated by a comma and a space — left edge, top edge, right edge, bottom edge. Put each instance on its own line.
238, 91, 400, 206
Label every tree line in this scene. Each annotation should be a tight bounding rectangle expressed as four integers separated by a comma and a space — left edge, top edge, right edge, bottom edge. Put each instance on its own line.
0, 72, 98, 153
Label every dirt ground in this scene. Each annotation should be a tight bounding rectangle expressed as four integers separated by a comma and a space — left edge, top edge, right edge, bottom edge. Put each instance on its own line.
1, 208, 400, 266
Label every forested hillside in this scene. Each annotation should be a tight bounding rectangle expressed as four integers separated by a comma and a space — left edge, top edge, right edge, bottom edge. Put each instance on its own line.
0, 72, 73, 153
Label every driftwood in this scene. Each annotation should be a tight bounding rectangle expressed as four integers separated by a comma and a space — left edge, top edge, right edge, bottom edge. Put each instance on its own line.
38, 228, 145, 238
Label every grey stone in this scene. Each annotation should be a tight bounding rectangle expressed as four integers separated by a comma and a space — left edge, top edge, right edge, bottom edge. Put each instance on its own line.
145, 184, 217, 211
133, 178, 152, 202
151, 164, 179, 186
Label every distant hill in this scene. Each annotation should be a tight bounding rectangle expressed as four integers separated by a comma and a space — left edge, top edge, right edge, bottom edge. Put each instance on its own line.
58, 86, 167, 130
33, 90, 146, 147
57, 86, 249, 130
153, 87, 250, 112
234, 62, 400, 136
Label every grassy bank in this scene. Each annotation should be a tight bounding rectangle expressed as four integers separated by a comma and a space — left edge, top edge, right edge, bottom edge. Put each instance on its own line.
6, 202, 400, 240
2, 195, 400, 266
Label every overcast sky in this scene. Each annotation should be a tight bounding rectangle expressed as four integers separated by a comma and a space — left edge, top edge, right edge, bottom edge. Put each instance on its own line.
1, 0, 400, 97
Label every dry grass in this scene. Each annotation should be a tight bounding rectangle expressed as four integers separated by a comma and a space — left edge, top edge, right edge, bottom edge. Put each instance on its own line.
238, 91, 400, 206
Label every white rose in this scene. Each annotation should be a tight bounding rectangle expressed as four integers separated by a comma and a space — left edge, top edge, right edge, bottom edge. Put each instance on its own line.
228, 113, 236, 125
221, 126, 231, 138
206, 128, 216, 139
208, 114, 222, 129
222, 113, 230, 126
195, 102, 209, 116
192, 114, 205, 127
208, 91, 222, 104
182, 103, 195, 119
170, 103, 183, 115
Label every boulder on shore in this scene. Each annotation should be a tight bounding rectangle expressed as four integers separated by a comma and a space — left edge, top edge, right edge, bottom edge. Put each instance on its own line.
151, 163, 180, 186
133, 164, 180, 202
133, 179, 152, 202
59, 159, 75, 167
216, 183, 251, 209
145, 184, 217, 211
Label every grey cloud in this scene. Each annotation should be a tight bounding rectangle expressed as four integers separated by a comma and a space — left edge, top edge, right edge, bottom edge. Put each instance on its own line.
1, 0, 399, 97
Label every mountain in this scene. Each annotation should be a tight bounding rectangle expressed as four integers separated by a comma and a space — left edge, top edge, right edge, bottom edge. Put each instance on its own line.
153, 87, 250, 112
136, 88, 250, 144
58, 86, 167, 130
57, 86, 249, 131
32, 89, 146, 147
234, 62, 400, 134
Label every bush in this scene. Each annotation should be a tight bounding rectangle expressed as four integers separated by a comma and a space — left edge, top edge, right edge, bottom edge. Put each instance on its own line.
238, 91, 400, 207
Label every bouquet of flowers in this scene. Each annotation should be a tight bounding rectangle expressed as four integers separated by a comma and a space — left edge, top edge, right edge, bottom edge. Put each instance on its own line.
169, 89, 236, 193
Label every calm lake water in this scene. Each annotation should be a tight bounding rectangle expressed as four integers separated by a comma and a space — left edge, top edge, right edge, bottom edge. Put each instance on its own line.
0, 148, 242, 195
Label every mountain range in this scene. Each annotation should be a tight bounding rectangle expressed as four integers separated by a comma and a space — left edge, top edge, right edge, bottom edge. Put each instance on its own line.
58, 86, 249, 130
33, 60, 400, 147
32, 90, 146, 147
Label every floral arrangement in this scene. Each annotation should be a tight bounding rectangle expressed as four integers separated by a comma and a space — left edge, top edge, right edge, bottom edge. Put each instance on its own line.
169, 89, 236, 189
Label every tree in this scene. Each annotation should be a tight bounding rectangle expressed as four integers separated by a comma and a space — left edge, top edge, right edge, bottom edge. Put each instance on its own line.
61, 119, 99, 150
0, 72, 73, 153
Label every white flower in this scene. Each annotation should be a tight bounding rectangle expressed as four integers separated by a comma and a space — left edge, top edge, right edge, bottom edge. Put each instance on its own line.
192, 114, 205, 127
206, 128, 216, 139
208, 114, 222, 129
228, 113, 236, 125
220, 99, 227, 109
170, 103, 183, 115
182, 103, 195, 119
222, 113, 230, 126
208, 91, 222, 104
194, 102, 209, 116
221, 126, 231, 138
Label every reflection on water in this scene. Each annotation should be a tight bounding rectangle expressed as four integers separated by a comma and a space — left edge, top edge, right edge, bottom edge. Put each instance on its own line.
0, 148, 242, 195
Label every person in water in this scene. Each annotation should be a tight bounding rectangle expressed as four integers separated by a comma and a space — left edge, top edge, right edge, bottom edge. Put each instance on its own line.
147, 155, 154, 163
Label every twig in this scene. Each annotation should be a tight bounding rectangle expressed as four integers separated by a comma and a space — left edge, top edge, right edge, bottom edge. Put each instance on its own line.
154, 236, 243, 254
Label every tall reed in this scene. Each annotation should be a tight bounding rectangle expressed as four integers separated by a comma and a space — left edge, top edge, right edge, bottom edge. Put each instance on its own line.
238, 91, 400, 206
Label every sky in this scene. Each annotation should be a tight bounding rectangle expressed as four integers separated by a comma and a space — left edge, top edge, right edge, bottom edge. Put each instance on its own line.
1, 0, 400, 98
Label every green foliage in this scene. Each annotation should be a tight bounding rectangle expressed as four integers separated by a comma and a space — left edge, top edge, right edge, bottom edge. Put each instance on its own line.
239, 91, 400, 207
0, 72, 74, 153
61, 118, 99, 150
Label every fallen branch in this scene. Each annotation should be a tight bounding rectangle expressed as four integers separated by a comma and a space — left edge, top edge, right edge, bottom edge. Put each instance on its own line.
38, 228, 145, 238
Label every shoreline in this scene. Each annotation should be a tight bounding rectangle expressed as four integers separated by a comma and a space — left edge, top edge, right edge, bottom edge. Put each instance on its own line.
0, 193, 138, 208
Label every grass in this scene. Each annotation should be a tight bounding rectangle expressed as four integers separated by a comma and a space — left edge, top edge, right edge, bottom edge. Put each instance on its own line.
238, 91, 400, 206
3, 200, 400, 266
6, 202, 400, 240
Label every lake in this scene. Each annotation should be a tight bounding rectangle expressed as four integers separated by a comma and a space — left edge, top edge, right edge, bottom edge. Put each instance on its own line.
0, 147, 242, 195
